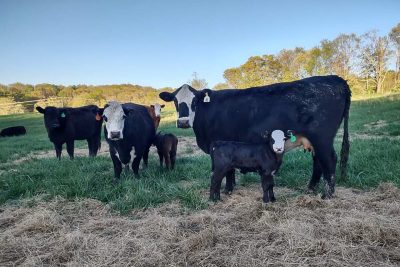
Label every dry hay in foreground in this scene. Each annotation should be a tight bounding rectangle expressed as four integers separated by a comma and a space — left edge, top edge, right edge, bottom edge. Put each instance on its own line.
1, 183, 400, 266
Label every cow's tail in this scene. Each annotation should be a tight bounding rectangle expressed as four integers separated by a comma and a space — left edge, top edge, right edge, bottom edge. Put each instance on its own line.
339, 84, 351, 180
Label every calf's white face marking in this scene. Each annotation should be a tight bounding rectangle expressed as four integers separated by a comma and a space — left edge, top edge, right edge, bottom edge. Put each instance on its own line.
175, 85, 196, 127
103, 101, 126, 140
151, 103, 164, 117
271, 130, 285, 154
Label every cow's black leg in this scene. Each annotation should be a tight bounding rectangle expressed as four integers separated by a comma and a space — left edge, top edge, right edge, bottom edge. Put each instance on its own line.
87, 138, 96, 157
142, 148, 149, 168
66, 140, 75, 159
308, 155, 322, 193
157, 150, 164, 168
315, 145, 337, 199
210, 170, 225, 202
110, 152, 122, 183
163, 150, 171, 170
261, 173, 275, 203
224, 169, 235, 195
131, 150, 143, 177
170, 150, 176, 170
54, 142, 62, 160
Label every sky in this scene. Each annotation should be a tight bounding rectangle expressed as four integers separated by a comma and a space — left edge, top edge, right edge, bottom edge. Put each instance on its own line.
0, 0, 399, 89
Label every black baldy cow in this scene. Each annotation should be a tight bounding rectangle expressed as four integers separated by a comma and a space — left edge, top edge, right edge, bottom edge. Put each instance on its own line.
153, 132, 178, 170
36, 105, 103, 159
103, 101, 155, 181
160, 76, 351, 199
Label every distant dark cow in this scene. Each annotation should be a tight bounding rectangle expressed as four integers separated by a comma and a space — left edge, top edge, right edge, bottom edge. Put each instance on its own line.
153, 132, 178, 170
146, 103, 165, 129
210, 140, 279, 203
159, 75, 351, 198
0, 126, 26, 137
103, 101, 155, 181
36, 105, 103, 159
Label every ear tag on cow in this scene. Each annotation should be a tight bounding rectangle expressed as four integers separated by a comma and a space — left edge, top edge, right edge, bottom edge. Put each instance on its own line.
95, 113, 101, 121
203, 93, 210, 103
61, 112, 66, 118
290, 133, 296, 143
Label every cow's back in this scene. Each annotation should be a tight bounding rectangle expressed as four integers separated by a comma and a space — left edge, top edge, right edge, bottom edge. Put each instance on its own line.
194, 75, 350, 154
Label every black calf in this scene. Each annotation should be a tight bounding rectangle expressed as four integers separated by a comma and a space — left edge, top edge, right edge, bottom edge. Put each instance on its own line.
153, 132, 178, 170
210, 140, 279, 203
0, 126, 26, 137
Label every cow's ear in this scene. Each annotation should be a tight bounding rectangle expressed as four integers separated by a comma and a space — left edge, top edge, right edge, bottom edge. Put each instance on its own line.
150, 104, 154, 108
97, 108, 104, 116
198, 89, 212, 103
159, 92, 175, 102
59, 109, 67, 118
122, 107, 133, 117
36, 106, 45, 114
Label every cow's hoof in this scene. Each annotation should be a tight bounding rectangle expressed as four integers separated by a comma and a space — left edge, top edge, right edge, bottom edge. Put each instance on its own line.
209, 193, 221, 202
223, 189, 233, 195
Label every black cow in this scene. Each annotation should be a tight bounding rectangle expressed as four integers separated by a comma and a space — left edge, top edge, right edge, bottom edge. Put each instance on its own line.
36, 105, 103, 159
103, 101, 155, 181
159, 75, 351, 199
0, 126, 26, 137
210, 140, 279, 203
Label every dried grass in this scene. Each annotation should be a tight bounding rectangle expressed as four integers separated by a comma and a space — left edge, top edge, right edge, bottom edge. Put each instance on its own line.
1, 183, 400, 266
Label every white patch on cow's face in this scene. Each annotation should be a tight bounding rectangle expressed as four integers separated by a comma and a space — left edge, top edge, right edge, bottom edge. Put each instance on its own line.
175, 85, 196, 127
103, 101, 126, 140
271, 130, 285, 154
152, 103, 163, 117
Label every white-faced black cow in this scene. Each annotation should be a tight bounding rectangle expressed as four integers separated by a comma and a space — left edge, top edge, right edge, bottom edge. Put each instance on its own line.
103, 101, 155, 181
159, 75, 351, 198
0, 126, 26, 137
36, 105, 103, 159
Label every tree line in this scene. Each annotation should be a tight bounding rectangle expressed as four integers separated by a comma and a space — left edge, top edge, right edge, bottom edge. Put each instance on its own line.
215, 23, 400, 94
1, 23, 399, 115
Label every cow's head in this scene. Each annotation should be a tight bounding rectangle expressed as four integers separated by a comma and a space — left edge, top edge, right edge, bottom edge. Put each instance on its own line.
36, 106, 67, 130
150, 103, 165, 117
159, 84, 198, 128
103, 101, 130, 140
271, 130, 286, 154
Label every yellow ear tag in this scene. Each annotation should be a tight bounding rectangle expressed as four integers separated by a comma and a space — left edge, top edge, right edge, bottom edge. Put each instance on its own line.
203, 92, 210, 103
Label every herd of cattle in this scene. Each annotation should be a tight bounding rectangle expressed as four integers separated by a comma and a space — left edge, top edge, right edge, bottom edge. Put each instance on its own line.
2, 75, 351, 203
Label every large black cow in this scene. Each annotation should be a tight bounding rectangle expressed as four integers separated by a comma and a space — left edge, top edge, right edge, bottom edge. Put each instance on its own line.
159, 75, 351, 198
0, 126, 26, 137
103, 101, 155, 181
36, 105, 103, 159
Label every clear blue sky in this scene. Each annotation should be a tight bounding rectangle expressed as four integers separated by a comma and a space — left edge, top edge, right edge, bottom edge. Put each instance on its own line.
0, 0, 399, 88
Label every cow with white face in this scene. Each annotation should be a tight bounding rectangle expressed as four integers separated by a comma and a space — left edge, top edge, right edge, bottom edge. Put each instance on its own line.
151, 103, 165, 118
103, 101, 155, 181
159, 84, 197, 128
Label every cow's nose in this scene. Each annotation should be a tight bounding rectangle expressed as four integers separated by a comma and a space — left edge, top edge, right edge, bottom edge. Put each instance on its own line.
110, 131, 121, 139
177, 119, 190, 128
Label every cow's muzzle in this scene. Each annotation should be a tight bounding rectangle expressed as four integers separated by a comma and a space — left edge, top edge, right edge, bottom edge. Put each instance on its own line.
110, 131, 122, 140
177, 118, 190, 128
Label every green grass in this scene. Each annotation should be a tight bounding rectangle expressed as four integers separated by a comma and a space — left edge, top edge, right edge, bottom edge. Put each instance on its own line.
1, 95, 400, 213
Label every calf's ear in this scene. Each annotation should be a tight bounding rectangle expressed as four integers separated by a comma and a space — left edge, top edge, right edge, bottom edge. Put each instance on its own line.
159, 92, 175, 102
36, 106, 45, 114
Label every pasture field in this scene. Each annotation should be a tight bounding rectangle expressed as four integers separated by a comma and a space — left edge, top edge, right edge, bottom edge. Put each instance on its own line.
0, 94, 400, 266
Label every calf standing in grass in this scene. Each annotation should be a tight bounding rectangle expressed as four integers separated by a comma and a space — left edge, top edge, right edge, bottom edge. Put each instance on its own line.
153, 132, 178, 170
36, 105, 103, 159
210, 140, 279, 203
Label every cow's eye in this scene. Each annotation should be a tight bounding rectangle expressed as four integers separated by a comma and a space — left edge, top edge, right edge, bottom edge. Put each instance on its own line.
103, 115, 108, 122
